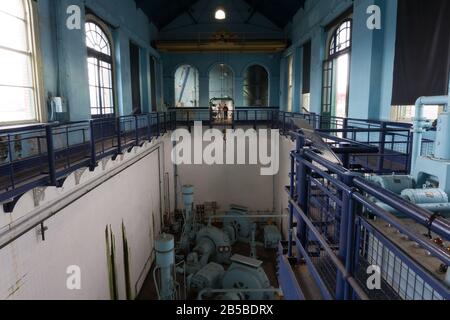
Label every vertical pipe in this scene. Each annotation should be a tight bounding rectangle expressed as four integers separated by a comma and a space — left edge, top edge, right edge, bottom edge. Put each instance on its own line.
155, 234, 175, 300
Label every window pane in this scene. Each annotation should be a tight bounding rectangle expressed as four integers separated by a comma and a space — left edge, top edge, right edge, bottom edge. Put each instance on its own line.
0, 11, 28, 52
0, 86, 35, 122
86, 21, 114, 116
85, 22, 111, 56
0, 48, 33, 87
88, 58, 99, 86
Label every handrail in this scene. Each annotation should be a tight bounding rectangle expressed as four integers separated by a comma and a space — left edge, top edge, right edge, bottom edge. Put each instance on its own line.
0, 111, 176, 207
281, 129, 450, 301
1, 108, 414, 210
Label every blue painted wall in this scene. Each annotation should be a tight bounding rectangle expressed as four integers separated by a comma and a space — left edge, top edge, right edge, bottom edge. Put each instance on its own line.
162, 53, 281, 107
34, 0, 401, 121
158, 0, 283, 108
36, 0, 162, 121
282, 0, 398, 120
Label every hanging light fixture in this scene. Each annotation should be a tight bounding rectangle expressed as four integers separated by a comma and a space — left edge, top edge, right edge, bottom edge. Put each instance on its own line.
215, 8, 226, 20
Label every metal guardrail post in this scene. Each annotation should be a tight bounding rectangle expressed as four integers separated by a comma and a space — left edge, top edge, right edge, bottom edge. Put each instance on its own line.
6, 134, 15, 189
134, 116, 140, 147
336, 173, 356, 300
147, 114, 153, 141
283, 112, 287, 134
288, 152, 295, 259
170, 111, 175, 130
209, 108, 213, 129
157, 113, 161, 136
45, 125, 57, 186
296, 135, 308, 249
406, 131, 413, 172
343, 118, 349, 139
116, 118, 122, 154
163, 113, 167, 133
377, 122, 387, 172
89, 120, 97, 170
232, 110, 235, 130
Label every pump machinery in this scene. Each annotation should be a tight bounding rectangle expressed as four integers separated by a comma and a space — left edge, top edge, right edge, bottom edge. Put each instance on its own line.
370, 96, 450, 216
153, 184, 281, 300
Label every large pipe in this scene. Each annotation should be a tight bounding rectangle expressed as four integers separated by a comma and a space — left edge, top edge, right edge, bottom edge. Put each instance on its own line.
377, 202, 450, 214
411, 95, 450, 171
354, 178, 450, 240
155, 233, 175, 300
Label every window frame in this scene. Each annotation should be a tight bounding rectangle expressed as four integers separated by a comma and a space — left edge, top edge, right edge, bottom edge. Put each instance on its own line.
0, 0, 45, 126
85, 15, 116, 118
327, 19, 353, 60
321, 17, 353, 122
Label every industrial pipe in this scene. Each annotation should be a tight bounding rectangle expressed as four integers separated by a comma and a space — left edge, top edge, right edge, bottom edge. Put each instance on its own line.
376, 202, 450, 214
411, 95, 450, 171
354, 178, 450, 240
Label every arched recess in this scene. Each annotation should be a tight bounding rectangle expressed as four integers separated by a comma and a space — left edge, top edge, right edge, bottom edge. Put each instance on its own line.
243, 64, 269, 107
174, 64, 199, 107
209, 64, 234, 101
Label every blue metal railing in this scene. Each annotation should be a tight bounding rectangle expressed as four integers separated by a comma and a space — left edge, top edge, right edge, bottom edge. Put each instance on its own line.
0, 112, 176, 208
0, 107, 416, 212
279, 130, 450, 300
279, 111, 414, 174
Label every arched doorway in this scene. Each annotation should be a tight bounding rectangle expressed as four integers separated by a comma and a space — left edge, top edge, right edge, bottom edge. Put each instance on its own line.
209, 64, 234, 100
243, 65, 269, 107
174, 65, 199, 107
209, 64, 234, 124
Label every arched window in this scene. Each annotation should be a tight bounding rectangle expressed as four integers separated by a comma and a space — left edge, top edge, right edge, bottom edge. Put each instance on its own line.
243, 65, 269, 107
174, 65, 199, 107
209, 64, 234, 101
0, 0, 41, 124
322, 18, 352, 121
85, 20, 114, 117
328, 19, 352, 58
